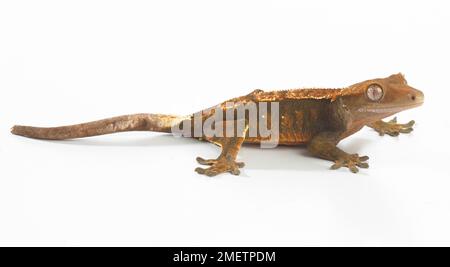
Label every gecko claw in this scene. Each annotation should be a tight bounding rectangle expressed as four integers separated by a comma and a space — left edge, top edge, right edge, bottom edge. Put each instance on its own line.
195, 157, 245, 177
330, 154, 369, 173
371, 118, 415, 137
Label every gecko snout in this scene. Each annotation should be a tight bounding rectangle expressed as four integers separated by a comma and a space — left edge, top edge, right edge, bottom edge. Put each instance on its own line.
408, 89, 424, 105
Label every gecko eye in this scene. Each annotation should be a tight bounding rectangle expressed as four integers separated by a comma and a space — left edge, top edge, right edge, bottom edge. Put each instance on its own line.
366, 84, 384, 101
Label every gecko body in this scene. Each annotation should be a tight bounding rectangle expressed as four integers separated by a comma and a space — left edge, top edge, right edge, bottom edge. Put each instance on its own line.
12, 73, 424, 176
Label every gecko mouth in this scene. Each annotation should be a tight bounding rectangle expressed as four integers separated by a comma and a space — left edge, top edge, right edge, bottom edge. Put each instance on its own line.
358, 102, 423, 114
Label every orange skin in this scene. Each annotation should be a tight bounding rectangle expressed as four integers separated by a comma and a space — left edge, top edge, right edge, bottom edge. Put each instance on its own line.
12, 73, 424, 176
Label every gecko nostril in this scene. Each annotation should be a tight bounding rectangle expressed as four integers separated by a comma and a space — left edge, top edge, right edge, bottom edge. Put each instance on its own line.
411, 95, 416, 101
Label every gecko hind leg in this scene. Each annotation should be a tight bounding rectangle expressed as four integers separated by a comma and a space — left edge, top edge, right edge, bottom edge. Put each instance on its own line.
195, 123, 248, 177
367, 117, 415, 137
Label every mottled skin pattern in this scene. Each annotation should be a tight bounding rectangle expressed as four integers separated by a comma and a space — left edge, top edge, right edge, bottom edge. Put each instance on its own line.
12, 73, 424, 176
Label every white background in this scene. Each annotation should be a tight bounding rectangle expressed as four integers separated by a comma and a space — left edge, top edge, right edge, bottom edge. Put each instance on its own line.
0, 0, 449, 246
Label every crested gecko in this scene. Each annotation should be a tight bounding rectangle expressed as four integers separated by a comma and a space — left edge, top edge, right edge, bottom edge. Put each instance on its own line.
12, 73, 424, 176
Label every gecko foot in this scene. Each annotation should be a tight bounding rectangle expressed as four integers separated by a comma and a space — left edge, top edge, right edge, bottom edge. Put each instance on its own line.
372, 117, 415, 137
330, 154, 369, 174
195, 156, 245, 177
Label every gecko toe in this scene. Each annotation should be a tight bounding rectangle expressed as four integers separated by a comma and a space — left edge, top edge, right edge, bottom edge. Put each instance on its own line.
349, 165, 359, 173
359, 156, 369, 161
331, 162, 343, 170
406, 120, 415, 127
195, 167, 220, 177
357, 162, 369, 168
231, 168, 240, 175
399, 128, 413, 134
330, 163, 342, 170
195, 167, 206, 174
387, 131, 400, 137
196, 157, 218, 165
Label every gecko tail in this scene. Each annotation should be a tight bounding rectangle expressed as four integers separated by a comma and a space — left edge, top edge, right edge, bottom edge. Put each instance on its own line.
11, 113, 187, 140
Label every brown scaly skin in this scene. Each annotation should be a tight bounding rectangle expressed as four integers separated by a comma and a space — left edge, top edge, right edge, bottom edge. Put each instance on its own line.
11, 73, 424, 176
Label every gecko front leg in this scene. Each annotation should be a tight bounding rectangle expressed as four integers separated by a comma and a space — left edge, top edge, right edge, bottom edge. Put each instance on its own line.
195, 122, 248, 177
307, 132, 369, 173
367, 117, 415, 137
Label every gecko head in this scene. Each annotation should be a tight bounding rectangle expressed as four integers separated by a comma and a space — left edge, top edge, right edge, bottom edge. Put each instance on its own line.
339, 73, 424, 123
